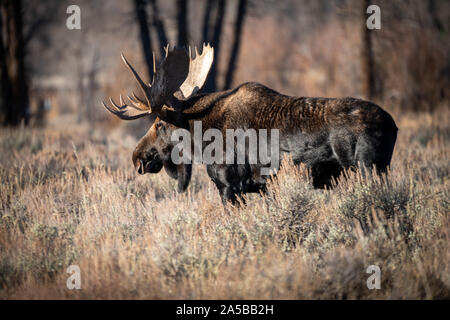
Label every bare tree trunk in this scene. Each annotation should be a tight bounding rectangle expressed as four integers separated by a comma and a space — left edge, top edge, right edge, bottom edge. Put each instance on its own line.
176, 0, 188, 47
1, 0, 29, 126
75, 47, 85, 123
149, 0, 168, 58
133, 0, 154, 80
428, 0, 445, 32
0, 10, 12, 125
224, 0, 247, 90
86, 51, 100, 124
204, 0, 225, 92
202, 0, 213, 45
361, 0, 375, 100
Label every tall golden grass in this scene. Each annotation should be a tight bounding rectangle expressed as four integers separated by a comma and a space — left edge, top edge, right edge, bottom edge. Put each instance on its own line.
0, 106, 448, 299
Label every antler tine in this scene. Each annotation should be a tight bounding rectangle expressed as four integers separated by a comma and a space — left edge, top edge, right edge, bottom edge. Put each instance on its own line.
102, 96, 151, 120
127, 94, 138, 104
164, 44, 169, 58
152, 51, 156, 85
110, 96, 140, 112
102, 99, 119, 113
131, 91, 146, 104
109, 97, 125, 110
119, 94, 125, 106
121, 53, 152, 108
117, 94, 142, 111
126, 94, 148, 111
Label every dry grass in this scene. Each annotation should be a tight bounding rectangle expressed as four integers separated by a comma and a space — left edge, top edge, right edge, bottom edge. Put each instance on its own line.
0, 106, 449, 300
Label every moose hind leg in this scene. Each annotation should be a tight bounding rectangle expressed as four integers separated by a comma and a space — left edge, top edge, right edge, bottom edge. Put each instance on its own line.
330, 130, 358, 170
355, 130, 397, 177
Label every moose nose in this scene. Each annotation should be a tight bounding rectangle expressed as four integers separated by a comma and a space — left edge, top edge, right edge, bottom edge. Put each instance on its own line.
137, 160, 144, 174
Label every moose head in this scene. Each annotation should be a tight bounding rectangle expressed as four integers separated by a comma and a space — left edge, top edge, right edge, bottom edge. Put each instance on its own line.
102, 44, 214, 192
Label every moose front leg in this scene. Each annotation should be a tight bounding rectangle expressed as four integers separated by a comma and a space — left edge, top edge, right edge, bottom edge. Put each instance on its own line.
207, 164, 248, 207
218, 186, 240, 206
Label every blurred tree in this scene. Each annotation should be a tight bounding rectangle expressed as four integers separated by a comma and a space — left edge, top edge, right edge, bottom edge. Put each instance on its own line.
0, 0, 30, 126
0, 10, 12, 125
224, 0, 248, 90
149, 0, 168, 58
202, 0, 214, 45
85, 51, 101, 123
129, 0, 248, 93
361, 0, 375, 100
428, 0, 445, 33
203, 0, 225, 92
176, 0, 189, 47
134, 0, 155, 80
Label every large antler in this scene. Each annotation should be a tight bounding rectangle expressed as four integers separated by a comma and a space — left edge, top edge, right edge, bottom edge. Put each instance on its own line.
178, 43, 214, 99
102, 43, 213, 123
102, 45, 189, 121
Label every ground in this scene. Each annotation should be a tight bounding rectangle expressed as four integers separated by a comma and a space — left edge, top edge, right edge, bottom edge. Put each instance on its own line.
0, 106, 448, 299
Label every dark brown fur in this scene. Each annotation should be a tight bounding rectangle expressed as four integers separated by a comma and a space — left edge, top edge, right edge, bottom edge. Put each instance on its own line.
133, 82, 398, 205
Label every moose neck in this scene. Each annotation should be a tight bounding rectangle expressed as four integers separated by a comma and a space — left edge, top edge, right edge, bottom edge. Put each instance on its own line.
183, 89, 237, 132
158, 108, 189, 129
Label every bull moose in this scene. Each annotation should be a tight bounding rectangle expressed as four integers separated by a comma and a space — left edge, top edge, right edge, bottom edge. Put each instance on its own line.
102, 44, 397, 205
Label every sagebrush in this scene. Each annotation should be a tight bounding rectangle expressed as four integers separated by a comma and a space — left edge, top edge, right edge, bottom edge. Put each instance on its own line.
0, 107, 448, 299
